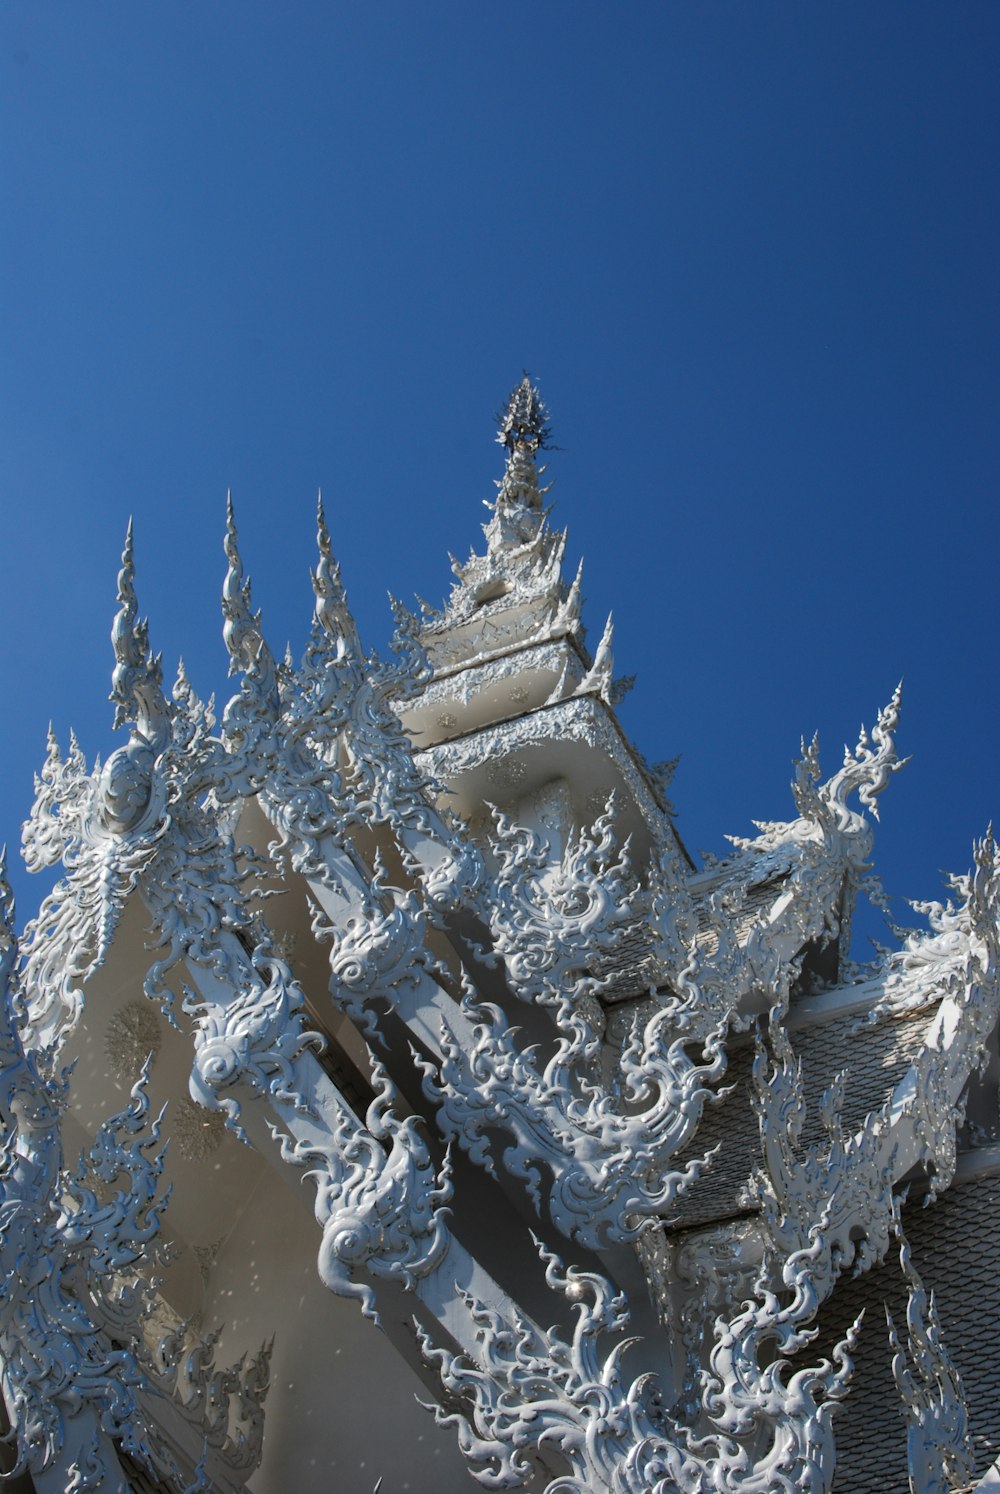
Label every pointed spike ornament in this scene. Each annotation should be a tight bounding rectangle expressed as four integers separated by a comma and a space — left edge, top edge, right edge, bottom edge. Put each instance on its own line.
576, 613, 616, 703
312, 492, 362, 661
0, 843, 14, 967
110, 518, 138, 725
552, 557, 584, 635
593, 611, 615, 668
219, 495, 280, 758
222, 492, 276, 686
109, 520, 170, 750
565, 556, 584, 611
223, 493, 249, 673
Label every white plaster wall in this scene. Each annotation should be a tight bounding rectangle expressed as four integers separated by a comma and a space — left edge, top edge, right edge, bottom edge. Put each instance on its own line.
202, 1163, 475, 1493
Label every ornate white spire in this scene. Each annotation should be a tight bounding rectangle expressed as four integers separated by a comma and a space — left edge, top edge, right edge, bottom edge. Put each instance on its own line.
495, 372, 552, 458
420, 375, 577, 666
221, 494, 279, 750
312, 492, 362, 661
109, 519, 170, 751
486, 373, 553, 549
223, 493, 276, 685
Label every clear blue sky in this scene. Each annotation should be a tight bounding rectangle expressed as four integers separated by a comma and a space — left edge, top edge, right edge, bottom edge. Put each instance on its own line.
2, 4, 997, 953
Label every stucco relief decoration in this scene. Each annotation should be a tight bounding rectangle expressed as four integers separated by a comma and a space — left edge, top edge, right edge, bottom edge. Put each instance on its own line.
485, 755, 528, 790
105, 998, 163, 1083
173, 1096, 228, 1161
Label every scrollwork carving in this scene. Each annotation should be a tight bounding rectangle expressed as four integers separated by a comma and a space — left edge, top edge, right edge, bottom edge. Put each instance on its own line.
417, 970, 727, 1248
267, 1056, 453, 1323
0, 853, 265, 1491
419, 1226, 859, 1493
310, 852, 438, 1041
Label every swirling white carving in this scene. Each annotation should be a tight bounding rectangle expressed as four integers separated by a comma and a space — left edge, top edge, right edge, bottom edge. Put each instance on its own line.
0, 854, 266, 1491
416, 969, 726, 1246
886, 1209, 975, 1494
747, 832, 1000, 1305
419, 1227, 859, 1493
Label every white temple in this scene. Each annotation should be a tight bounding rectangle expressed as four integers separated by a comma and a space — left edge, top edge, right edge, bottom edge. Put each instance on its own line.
2, 378, 999, 1492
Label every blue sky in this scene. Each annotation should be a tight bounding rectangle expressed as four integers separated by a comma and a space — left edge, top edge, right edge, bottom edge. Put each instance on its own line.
2, 4, 998, 954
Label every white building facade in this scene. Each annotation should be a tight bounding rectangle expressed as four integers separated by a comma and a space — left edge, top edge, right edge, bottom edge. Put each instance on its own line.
1, 379, 998, 1492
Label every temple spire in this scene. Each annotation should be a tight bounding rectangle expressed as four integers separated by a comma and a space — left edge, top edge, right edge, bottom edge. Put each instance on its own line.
487, 374, 554, 543
495, 374, 552, 458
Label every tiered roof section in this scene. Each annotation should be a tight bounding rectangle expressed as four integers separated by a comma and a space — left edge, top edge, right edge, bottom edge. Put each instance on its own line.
398, 378, 676, 876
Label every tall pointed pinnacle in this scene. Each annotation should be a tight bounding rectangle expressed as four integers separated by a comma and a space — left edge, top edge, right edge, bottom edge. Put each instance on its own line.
0, 845, 21, 1062
495, 373, 552, 460
223, 491, 276, 686
576, 612, 616, 702
312, 491, 362, 662
109, 520, 170, 749
110, 517, 141, 723
430, 374, 569, 634
0, 844, 14, 963
487, 374, 553, 549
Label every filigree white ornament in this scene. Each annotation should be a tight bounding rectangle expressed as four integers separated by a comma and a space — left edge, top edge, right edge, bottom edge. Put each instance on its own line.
0, 854, 266, 1493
